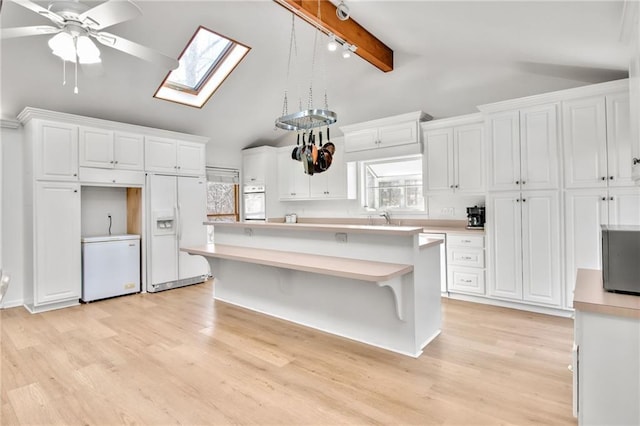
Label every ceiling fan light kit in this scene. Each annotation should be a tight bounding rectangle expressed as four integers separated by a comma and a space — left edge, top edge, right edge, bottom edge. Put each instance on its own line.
2, 0, 179, 94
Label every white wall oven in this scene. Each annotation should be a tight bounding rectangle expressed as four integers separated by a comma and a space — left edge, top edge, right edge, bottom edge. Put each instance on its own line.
243, 184, 266, 221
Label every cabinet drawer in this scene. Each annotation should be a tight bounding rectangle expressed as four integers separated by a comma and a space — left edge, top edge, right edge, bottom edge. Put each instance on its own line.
447, 247, 485, 268
79, 167, 145, 186
448, 266, 485, 295
447, 234, 484, 248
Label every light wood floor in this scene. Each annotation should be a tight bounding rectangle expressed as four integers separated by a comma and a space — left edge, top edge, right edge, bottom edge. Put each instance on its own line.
1, 281, 576, 425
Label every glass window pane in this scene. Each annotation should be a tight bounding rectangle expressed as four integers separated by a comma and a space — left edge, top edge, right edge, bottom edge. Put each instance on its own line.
362, 155, 424, 212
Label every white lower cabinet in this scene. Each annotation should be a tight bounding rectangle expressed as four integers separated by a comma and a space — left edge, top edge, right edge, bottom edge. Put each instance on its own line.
33, 182, 81, 308
447, 234, 486, 295
564, 187, 640, 308
487, 191, 561, 306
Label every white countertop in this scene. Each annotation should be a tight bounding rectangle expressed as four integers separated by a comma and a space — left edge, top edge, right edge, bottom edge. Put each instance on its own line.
574, 269, 640, 319
205, 221, 425, 236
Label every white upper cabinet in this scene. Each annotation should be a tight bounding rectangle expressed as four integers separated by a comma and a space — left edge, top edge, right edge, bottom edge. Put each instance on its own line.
242, 146, 275, 184
277, 148, 310, 200
35, 120, 78, 181
563, 92, 633, 188
145, 136, 205, 176
79, 127, 144, 171
341, 111, 431, 161
309, 141, 349, 199
424, 117, 485, 194
487, 104, 559, 191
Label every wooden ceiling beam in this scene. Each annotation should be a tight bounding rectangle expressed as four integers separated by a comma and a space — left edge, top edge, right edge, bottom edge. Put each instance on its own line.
274, 0, 394, 72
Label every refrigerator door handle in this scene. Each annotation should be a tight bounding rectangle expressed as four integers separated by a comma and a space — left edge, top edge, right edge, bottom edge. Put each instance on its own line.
175, 204, 181, 243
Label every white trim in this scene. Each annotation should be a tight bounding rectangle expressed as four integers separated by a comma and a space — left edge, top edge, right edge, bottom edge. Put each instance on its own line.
1, 119, 20, 129
447, 292, 574, 318
17, 107, 209, 144
339, 110, 432, 133
478, 79, 629, 113
420, 112, 483, 130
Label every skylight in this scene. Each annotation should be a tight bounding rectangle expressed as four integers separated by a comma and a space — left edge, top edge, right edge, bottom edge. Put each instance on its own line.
154, 26, 250, 108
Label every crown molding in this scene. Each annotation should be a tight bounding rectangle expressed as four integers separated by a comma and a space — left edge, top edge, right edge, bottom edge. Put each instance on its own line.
478, 79, 629, 114
339, 111, 432, 133
420, 113, 483, 130
1, 118, 20, 129
17, 107, 209, 144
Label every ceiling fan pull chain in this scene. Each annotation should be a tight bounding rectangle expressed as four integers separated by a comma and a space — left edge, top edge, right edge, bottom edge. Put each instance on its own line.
74, 37, 79, 94
74, 59, 79, 94
62, 59, 67, 87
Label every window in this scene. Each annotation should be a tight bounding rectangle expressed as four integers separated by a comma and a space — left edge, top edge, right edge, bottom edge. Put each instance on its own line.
154, 26, 250, 108
362, 156, 425, 212
206, 167, 239, 243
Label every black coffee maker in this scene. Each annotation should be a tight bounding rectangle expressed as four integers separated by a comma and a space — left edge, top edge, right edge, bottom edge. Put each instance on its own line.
466, 206, 485, 229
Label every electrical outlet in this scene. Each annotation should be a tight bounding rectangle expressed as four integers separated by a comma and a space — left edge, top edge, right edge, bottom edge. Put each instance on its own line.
440, 207, 455, 217
244, 228, 253, 236
335, 232, 348, 243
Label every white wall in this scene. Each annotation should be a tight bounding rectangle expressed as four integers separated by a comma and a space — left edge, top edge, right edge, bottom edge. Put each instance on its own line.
81, 186, 128, 237
206, 142, 242, 170
1, 125, 25, 308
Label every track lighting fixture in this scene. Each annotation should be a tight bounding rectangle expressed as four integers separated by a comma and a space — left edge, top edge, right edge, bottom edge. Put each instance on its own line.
327, 33, 338, 52
341, 43, 357, 59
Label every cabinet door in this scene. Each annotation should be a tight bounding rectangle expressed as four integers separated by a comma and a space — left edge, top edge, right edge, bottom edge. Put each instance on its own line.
34, 182, 81, 305
79, 126, 114, 169
145, 136, 177, 173
177, 141, 205, 176
487, 192, 523, 300
379, 121, 419, 148
455, 123, 485, 193
564, 190, 608, 308
608, 188, 640, 225
425, 128, 454, 193
344, 128, 378, 152
36, 121, 78, 181
521, 191, 561, 306
322, 142, 348, 199
563, 96, 608, 188
243, 151, 266, 184
277, 148, 310, 199
520, 104, 559, 190
114, 132, 144, 170
487, 111, 520, 191
606, 93, 634, 187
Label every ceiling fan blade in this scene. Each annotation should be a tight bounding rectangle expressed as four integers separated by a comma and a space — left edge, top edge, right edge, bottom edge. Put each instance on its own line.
10, 0, 64, 26
95, 31, 178, 70
1, 25, 60, 39
79, 0, 142, 30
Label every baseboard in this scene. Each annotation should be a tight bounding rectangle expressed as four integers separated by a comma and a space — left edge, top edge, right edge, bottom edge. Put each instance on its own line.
0, 298, 24, 309
447, 293, 574, 318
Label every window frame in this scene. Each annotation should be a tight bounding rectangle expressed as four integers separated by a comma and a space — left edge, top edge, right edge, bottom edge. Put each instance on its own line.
154, 25, 251, 108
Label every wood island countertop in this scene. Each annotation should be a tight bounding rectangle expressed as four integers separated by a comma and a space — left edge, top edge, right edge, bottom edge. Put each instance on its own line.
574, 268, 640, 319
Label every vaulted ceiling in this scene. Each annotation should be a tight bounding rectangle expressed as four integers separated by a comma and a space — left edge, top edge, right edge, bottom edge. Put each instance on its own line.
0, 1, 631, 152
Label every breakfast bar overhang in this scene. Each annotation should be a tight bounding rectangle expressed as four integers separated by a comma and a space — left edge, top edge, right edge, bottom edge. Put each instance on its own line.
182, 222, 443, 357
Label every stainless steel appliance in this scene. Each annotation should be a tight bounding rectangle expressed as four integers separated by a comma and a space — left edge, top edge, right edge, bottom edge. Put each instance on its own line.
602, 225, 640, 295
466, 205, 485, 229
243, 184, 266, 221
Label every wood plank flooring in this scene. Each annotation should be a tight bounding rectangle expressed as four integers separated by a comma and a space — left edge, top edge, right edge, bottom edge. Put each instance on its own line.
1, 281, 576, 425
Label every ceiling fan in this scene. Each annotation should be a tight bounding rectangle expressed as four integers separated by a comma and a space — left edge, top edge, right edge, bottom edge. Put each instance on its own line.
1, 0, 179, 70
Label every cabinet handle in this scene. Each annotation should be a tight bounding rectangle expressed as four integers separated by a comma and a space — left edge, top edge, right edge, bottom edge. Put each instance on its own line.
601, 176, 606, 181
515, 180, 520, 185
461, 239, 472, 243
174, 166, 178, 169
450, 185, 454, 189
610, 196, 614, 201
73, 173, 77, 177
455, 184, 459, 188
112, 179, 116, 183
521, 181, 526, 185
522, 198, 526, 202
461, 279, 473, 283
110, 160, 114, 164
73, 189, 78, 193
461, 256, 474, 260
516, 199, 520, 203
602, 197, 606, 201
115, 160, 119, 164
609, 176, 614, 180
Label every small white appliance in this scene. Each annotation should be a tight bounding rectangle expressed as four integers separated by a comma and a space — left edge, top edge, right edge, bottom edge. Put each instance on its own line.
147, 174, 209, 292
243, 183, 266, 221
81, 234, 140, 302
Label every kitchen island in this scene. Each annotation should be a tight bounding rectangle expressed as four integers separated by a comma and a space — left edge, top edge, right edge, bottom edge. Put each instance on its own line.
182, 222, 443, 357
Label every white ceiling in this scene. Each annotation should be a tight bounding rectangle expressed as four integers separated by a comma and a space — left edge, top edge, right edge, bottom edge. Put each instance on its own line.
0, 0, 631, 152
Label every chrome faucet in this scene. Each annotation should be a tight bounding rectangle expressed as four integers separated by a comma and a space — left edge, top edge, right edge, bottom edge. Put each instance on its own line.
380, 210, 391, 225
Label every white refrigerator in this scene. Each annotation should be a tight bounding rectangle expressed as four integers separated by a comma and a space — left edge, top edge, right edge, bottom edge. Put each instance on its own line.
147, 174, 209, 292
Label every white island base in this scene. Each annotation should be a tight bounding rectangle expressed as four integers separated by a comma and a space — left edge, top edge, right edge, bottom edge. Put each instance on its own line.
183, 222, 443, 357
